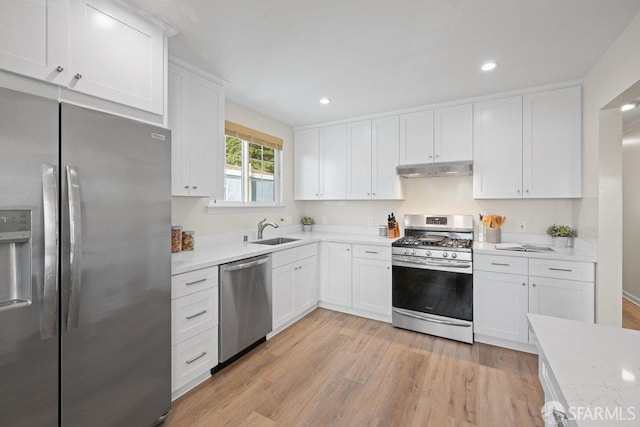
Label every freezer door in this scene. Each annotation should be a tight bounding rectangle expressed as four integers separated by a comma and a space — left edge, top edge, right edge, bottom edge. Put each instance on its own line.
0, 88, 59, 426
60, 104, 171, 426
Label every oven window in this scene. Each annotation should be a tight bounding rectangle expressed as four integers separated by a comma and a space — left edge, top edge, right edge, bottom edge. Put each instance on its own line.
392, 266, 472, 321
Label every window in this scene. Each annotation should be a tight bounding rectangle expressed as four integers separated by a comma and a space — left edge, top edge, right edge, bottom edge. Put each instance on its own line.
213, 121, 283, 207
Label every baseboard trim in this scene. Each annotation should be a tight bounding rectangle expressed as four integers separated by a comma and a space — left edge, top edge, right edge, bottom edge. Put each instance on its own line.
623, 291, 640, 307
474, 334, 538, 354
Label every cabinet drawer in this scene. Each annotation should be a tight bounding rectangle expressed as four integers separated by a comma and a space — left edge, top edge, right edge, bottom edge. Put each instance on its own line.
272, 248, 297, 268
352, 244, 391, 260
172, 287, 218, 344
529, 258, 594, 282
172, 328, 217, 391
172, 267, 217, 299
474, 254, 528, 275
272, 243, 318, 268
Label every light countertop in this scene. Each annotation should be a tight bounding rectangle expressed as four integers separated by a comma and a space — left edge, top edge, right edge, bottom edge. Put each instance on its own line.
474, 241, 596, 263
528, 314, 640, 426
172, 231, 393, 275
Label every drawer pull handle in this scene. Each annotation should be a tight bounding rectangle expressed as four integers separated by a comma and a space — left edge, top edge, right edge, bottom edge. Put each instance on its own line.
185, 309, 207, 320
186, 278, 207, 286
491, 262, 510, 266
185, 351, 207, 365
364, 251, 379, 254
549, 268, 572, 272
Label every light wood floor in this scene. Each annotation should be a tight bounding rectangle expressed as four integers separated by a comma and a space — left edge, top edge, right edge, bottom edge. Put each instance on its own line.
623, 297, 640, 331
165, 309, 544, 426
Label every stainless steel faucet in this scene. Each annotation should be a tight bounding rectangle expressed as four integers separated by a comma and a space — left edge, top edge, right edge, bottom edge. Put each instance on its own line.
257, 218, 279, 239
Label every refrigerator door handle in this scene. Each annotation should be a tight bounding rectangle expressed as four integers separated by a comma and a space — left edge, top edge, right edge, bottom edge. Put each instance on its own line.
41, 164, 59, 339
66, 165, 82, 330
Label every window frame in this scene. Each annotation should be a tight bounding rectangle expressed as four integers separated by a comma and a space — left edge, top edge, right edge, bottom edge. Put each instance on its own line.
209, 135, 283, 211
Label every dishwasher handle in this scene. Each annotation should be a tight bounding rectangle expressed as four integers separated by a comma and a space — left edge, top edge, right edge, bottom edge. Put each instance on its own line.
222, 256, 270, 273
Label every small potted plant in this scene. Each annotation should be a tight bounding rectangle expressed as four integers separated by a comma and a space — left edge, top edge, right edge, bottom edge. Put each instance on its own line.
546, 224, 577, 248
301, 216, 314, 232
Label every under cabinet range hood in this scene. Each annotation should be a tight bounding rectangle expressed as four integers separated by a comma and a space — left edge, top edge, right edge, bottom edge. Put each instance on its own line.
396, 160, 473, 178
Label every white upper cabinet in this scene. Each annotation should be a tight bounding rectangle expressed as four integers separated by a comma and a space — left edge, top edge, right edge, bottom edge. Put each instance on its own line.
319, 124, 347, 199
0, 0, 165, 115
372, 116, 402, 199
68, 0, 164, 114
474, 86, 582, 199
434, 104, 473, 162
523, 86, 582, 198
294, 124, 347, 200
473, 96, 524, 198
399, 110, 434, 165
0, 0, 68, 84
346, 120, 372, 199
168, 62, 225, 197
293, 128, 320, 200
346, 116, 402, 200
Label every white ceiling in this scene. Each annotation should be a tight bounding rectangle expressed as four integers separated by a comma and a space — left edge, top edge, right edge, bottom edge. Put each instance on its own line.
128, 0, 640, 127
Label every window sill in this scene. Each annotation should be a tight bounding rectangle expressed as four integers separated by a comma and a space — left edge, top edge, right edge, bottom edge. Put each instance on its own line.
207, 204, 286, 214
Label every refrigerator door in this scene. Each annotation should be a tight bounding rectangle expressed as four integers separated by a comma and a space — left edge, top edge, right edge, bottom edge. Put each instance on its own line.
0, 88, 59, 426
60, 104, 171, 426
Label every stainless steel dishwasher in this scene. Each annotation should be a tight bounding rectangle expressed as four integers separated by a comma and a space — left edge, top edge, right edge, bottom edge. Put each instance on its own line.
218, 254, 272, 364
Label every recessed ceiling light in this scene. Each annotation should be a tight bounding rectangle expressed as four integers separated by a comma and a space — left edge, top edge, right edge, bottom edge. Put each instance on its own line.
319, 97, 331, 105
621, 103, 637, 112
481, 62, 497, 71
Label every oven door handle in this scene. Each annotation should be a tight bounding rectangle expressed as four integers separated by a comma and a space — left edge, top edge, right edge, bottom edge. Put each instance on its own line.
392, 259, 472, 270
393, 308, 472, 328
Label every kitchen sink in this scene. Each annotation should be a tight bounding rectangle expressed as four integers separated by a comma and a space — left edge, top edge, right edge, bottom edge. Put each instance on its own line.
251, 237, 300, 246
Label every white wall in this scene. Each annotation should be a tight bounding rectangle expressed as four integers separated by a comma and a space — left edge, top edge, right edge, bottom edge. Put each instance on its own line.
623, 125, 640, 301
305, 176, 574, 236
574, 11, 640, 325
171, 100, 303, 235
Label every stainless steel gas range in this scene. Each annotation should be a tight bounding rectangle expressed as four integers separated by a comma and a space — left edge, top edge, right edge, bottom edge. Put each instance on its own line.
391, 214, 474, 344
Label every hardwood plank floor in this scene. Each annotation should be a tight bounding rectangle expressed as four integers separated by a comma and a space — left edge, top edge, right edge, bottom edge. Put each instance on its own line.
165, 309, 544, 426
623, 297, 640, 331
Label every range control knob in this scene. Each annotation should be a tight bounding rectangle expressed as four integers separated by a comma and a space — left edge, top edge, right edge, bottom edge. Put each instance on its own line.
426, 250, 432, 256
411, 250, 416, 255
442, 252, 448, 258
451, 253, 457, 259
403, 249, 408, 255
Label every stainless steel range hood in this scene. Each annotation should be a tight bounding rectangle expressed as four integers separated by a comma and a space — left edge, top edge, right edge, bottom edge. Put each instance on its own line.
396, 160, 473, 178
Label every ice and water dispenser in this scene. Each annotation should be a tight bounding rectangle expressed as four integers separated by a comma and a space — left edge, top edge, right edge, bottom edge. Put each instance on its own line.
0, 210, 32, 310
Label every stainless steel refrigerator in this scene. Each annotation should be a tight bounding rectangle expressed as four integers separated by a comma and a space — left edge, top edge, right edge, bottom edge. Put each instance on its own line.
0, 87, 172, 426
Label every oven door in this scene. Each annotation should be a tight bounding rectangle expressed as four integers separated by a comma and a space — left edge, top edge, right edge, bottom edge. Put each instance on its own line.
392, 261, 472, 322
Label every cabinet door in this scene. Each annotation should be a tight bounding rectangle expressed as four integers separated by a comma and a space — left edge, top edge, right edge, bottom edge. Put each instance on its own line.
68, 0, 164, 114
272, 264, 296, 330
320, 243, 352, 307
372, 116, 402, 199
168, 63, 191, 196
523, 86, 582, 198
434, 104, 473, 162
473, 96, 523, 199
352, 257, 391, 316
0, 0, 68, 84
399, 110, 434, 165
474, 271, 529, 343
295, 256, 318, 313
189, 73, 224, 197
529, 276, 594, 323
319, 124, 347, 199
346, 120, 372, 199
294, 128, 320, 200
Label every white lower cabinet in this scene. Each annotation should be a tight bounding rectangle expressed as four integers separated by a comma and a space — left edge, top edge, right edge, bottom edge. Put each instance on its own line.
352, 247, 392, 316
474, 254, 595, 348
271, 243, 318, 332
474, 270, 529, 343
320, 242, 392, 321
170, 266, 218, 400
320, 242, 353, 307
